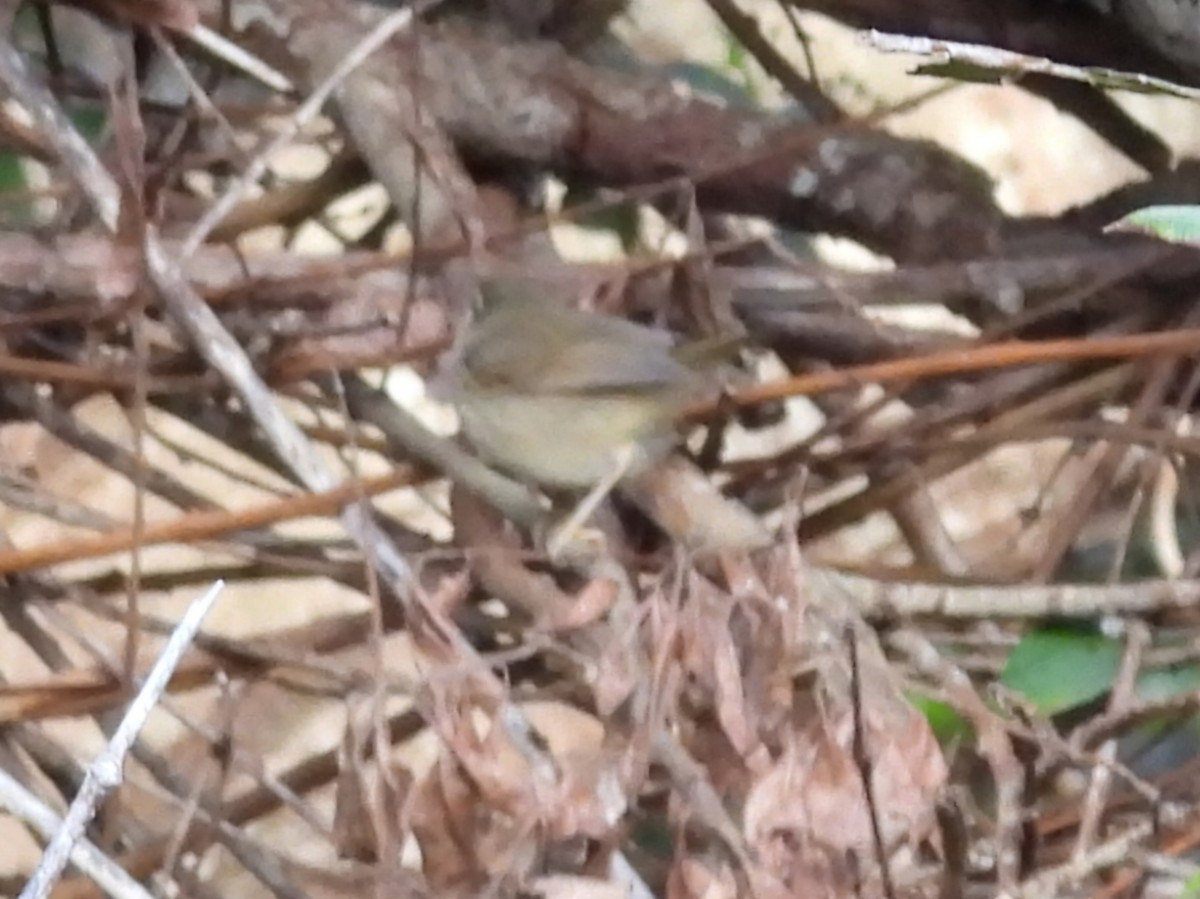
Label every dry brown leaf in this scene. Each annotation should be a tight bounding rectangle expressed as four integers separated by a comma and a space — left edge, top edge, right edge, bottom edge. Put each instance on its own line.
679, 715, 754, 799
410, 758, 536, 895
728, 547, 947, 891
742, 632, 946, 889
744, 714, 905, 859
666, 856, 738, 899
332, 719, 379, 862
731, 588, 806, 748
330, 711, 417, 864
410, 761, 482, 894
676, 575, 769, 760
547, 576, 619, 632
709, 608, 759, 758
744, 709, 945, 859
416, 688, 556, 889
531, 874, 628, 899
545, 745, 628, 842
744, 844, 856, 899
434, 695, 533, 811
591, 618, 641, 717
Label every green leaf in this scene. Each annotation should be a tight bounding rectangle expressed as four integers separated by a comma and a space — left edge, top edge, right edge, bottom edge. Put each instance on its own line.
1136, 663, 1200, 702
0, 151, 26, 193
572, 201, 641, 252
1106, 205, 1200, 246
719, 26, 761, 104
724, 31, 748, 75
630, 816, 673, 858
0, 149, 33, 227
69, 104, 107, 143
909, 693, 972, 744
1181, 871, 1200, 899
1001, 627, 1122, 714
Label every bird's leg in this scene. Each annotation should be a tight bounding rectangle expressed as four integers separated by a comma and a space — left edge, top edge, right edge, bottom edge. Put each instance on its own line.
546, 443, 636, 562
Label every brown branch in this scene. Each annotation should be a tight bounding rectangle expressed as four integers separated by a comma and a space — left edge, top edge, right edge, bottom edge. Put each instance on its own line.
242, 1, 1004, 262
0, 468, 418, 576
712, 327, 1200, 413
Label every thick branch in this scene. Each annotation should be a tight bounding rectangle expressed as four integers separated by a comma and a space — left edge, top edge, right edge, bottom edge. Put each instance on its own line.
244, 2, 1005, 263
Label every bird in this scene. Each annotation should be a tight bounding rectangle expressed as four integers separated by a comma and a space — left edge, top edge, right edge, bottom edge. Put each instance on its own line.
436, 277, 721, 555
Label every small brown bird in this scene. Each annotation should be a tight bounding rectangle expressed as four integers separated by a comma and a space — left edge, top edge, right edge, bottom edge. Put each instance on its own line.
437, 278, 719, 553
446, 280, 707, 485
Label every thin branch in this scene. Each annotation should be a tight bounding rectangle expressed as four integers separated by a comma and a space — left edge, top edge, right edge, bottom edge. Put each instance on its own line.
181, 2, 440, 256
0, 766, 155, 899
19, 580, 224, 899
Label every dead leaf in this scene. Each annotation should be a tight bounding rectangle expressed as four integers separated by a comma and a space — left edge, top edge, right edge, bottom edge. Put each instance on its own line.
547, 576, 619, 632
742, 625, 946, 892
531, 874, 628, 899
412, 758, 540, 892
545, 745, 628, 842
667, 856, 738, 899
333, 719, 378, 862
677, 576, 761, 758
591, 612, 641, 717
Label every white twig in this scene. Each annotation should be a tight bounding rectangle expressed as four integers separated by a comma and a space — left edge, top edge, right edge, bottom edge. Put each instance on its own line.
184, 23, 293, 94
181, 2, 436, 256
19, 581, 224, 899
0, 767, 155, 899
